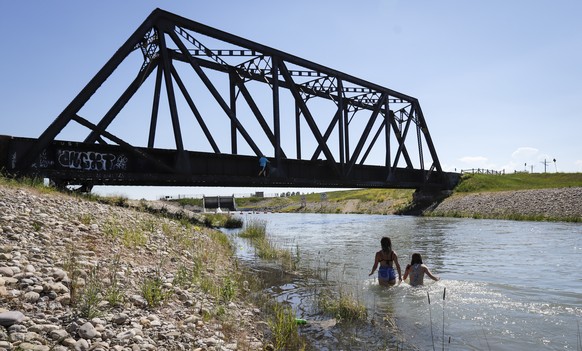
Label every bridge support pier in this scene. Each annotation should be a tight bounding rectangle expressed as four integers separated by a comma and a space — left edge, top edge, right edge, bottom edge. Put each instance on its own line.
398, 189, 453, 215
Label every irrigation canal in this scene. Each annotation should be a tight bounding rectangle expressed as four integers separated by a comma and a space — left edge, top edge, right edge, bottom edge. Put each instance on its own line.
224, 213, 581, 350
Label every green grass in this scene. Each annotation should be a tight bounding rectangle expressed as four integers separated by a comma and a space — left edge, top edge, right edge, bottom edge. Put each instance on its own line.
238, 219, 268, 239
235, 188, 414, 212
239, 219, 297, 269
317, 288, 368, 323
268, 304, 306, 351
321, 188, 414, 202
236, 196, 294, 209
203, 213, 243, 228
173, 197, 203, 207
141, 272, 171, 307
455, 173, 582, 192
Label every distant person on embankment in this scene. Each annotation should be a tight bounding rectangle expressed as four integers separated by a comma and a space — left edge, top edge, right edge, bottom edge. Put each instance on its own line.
369, 236, 402, 286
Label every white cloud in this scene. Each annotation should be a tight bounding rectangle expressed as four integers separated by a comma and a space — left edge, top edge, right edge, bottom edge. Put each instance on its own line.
511, 147, 539, 160
459, 156, 488, 164
575, 160, 582, 172
504, 147, 559, 173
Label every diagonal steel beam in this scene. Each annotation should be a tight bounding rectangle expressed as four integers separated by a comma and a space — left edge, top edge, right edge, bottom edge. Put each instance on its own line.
345, 95, 385, 175
72, 114, 175, 173
84, 58, 158, 144
170, 66, 220, 153
310, 109, 341, 161
390, 110, 414, 170
156, 9, 416, 101
230, 69, 287, 158
166, 26, 262, 156
413, 101, 443, 173
360, 119, 386, 166
278, 61, 339, 175
17, 12, 160, 170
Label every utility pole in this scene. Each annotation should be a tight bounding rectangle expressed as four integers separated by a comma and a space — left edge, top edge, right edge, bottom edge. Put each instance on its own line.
541, 159, 550, 173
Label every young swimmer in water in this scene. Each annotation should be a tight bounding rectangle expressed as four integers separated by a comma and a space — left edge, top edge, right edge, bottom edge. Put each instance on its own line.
369, 237, 402, 286
403, 253, 439, 286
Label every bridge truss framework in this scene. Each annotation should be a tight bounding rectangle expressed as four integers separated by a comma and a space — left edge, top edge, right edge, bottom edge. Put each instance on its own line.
1, 8, 459, 190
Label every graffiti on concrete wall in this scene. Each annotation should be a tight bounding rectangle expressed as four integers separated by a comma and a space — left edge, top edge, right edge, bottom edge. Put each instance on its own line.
57, 150, 128, 171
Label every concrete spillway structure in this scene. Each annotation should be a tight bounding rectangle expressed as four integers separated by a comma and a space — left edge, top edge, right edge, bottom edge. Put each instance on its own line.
203, 196, 237, 212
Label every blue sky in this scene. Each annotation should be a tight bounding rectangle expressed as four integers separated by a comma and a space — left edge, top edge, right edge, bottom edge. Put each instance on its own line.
1, 1, 581, 199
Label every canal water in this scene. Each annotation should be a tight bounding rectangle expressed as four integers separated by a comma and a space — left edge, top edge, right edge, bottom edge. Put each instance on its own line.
227, 213, 582, 350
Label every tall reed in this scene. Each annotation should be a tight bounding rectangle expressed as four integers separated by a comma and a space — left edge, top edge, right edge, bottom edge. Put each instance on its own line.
427, 291, 436, 351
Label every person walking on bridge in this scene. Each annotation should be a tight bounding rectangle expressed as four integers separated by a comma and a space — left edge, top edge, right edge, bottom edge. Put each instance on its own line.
258, 155, 270, 177
369, 236, 402, 286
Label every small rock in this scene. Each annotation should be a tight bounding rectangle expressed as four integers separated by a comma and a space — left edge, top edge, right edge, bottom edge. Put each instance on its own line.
116, 329, 136, 340
23, 291, 40, 303
0, 310, 25, 327
13, 342, 50, 351
111, 313, 129, 325
48, 328, 69, 340
77, 322, 99, 339
74, 338, 89, 351
0, 266, 14, 277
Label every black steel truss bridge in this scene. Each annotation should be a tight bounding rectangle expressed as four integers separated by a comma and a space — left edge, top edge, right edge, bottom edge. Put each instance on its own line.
0, 8, 460, 191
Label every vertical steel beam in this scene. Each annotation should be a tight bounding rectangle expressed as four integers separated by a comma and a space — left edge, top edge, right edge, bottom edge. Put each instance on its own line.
230, 72, 282, 156
148, 64, 163, 148
344, 108, 351, 166
384, 95, 391, 172
229, 72, 238, 154
295, 104, 301, 159
417, 119, 424, 170
157, 28, 184, 152
272, 58, 282, 166
337, 79, 346, 171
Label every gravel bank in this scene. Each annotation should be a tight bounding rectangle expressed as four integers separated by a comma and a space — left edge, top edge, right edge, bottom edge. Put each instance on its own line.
0, 185, 272, 351
427, 187, 582, 220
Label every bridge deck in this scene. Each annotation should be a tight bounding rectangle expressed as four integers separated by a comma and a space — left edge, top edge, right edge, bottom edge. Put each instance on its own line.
0, 135, 460, 190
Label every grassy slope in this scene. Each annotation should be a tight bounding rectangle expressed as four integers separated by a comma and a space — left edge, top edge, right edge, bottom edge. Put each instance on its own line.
234, 173, 582, 213
455, 172, 582, 192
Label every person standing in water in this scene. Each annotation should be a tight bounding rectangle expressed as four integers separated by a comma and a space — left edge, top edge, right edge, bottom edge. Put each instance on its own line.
403, 252, 440, 286
369, 237, 402, 286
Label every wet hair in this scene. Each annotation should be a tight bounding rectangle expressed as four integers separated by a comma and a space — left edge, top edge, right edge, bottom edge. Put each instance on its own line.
410, 253, 423, 265
380, 237, 392, 253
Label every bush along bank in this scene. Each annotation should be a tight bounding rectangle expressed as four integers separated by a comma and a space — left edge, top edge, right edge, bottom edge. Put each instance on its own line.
0, 184, 280, 351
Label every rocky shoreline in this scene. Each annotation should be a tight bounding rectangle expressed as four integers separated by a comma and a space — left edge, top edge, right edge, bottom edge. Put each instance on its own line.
427, 187, 582, 220
239, 187, 582, 222
0, 185, 273, 351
